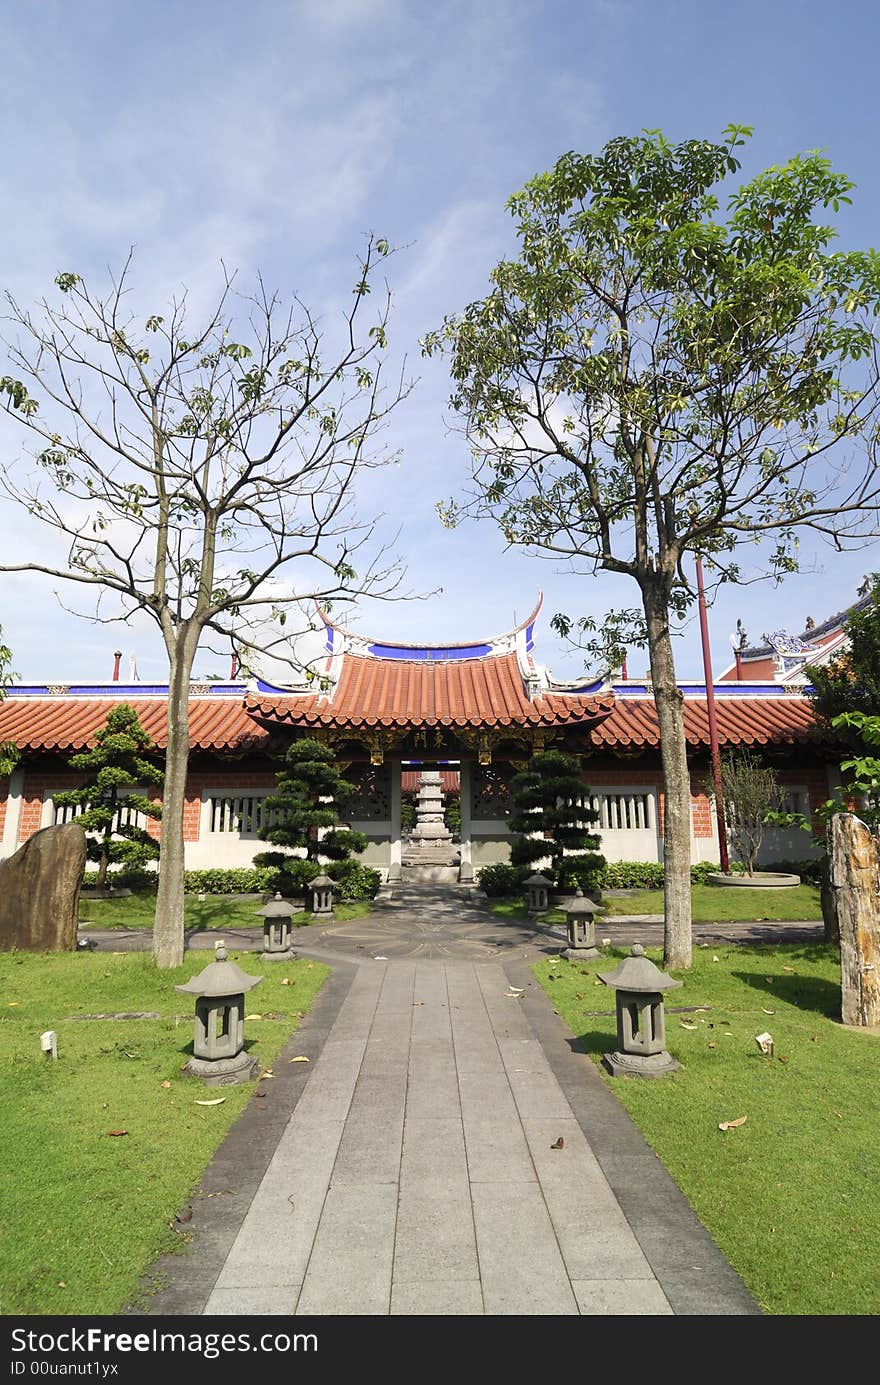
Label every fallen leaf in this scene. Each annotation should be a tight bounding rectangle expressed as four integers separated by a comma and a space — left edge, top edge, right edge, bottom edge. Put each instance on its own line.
781, 965, 795, 973
601, 937, 611, 946
280, 978, 291, 986
755, 1031, 774, 1056
810, 1033, 818, 1042
778, 1055, 789, 1064
718, 1115, 747, 1131
260, 1070, 275, 1078
307, 963, 314, 969
761, 1007, 776, 1015
58, 1282, 66, 1288
247, 1014, 263, 1022
160, 1080, 172, 1089
712, 955, 720, 963
255, 1089, 267, 1098
175, 1206, 193, 1225
7, 1002, 18, 1007
679, 1020, 698, 1030
107, 1129, 129, 1137
373, 956, 388, 961
550, 1137, 565, 1150
413, 1001, 424, 1007
289, 1055, 310, 1063
504, 989, 524, 999
707, 1042, 716, 1050
195, 1098, 226, 1107
507, 984, 524, 995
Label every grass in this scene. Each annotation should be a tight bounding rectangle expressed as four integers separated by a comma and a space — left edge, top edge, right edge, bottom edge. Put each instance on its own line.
534, 942, 880, 1315
488, 881, 823, 924
0, 949, 329, 1315
78, 890, 374, 931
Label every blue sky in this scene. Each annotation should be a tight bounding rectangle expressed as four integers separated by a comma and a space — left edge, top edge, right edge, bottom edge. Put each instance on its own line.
2, 0, 879, 683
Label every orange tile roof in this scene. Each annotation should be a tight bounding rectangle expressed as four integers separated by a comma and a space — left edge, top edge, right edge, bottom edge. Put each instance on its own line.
0, 679, 825, 760
0, 697, 272, 754
246, 653, 615, 731
401, 769, 461, 792
593, 695, 821, 750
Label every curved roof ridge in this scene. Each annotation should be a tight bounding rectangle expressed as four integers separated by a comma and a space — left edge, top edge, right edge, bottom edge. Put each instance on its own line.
313, 593, 543, 657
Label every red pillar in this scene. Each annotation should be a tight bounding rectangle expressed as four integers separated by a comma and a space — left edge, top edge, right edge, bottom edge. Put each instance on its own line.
696, 557, 729, 872
112, 650, 122, 682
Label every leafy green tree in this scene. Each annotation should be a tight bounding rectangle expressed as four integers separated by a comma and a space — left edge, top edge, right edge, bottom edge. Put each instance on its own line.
0, 242, 409, 966
810, 579, 880, 727
254, 738, 367, 889
52, 704, 162, 889
424, 127, 880, 967
508, 748, 604, 892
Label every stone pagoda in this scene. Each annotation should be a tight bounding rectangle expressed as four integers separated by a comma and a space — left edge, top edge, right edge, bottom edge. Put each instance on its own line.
402, 768, 457, 880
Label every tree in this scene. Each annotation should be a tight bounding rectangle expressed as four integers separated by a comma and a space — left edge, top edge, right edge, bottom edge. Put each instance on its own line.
810, 579, 880, 727
0, 242, 409, 965
254, 738, 367, 888
508, 748, 604, 893
717, 749, 786, 876
424, 127, 880, 967
52, 704, 163, 888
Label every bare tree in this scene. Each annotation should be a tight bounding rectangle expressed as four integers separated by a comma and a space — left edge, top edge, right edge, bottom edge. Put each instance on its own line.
0, 240, 411, 965
424, 128, 880, 968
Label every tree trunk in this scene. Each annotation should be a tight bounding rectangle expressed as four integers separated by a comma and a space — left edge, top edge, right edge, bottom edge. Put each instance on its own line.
153, 629, 197, 968
96, 845, 109, 891
643, 580, 693, 970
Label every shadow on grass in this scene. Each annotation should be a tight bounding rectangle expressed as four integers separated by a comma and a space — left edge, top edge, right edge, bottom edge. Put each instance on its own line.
566, 1027, 615, 1058
732, 970, 841, 1020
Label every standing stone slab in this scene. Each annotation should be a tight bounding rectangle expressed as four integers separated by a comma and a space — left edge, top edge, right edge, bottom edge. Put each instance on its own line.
830, 813, 880, 1026
0, 823, 86, 952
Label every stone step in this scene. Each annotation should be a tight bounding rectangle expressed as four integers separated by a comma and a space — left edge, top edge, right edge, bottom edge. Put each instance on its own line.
400, 865, 461, 885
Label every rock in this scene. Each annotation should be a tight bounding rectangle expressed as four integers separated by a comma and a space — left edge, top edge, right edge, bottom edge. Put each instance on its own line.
0, 823, 87, 952
829, 813, 880, 1027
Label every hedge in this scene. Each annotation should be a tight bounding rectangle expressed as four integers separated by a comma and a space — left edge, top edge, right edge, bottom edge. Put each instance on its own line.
475, 857, 822, 897
83, 861, 381, 900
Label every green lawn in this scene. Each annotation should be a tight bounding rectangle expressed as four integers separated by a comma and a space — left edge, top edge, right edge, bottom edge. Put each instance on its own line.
489, 881, 823, 924
78, 890, 373, 931
0, 949, 329, 1315
535, 943, 880, 1315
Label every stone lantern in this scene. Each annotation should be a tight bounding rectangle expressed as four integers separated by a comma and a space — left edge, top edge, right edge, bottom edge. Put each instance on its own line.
255, 892, 296, 960
597, 944, 682, 1078
561, 888, 600, 959
525, 873, 552, 915
175, 942, 263, 1085
308, 872, 336, 917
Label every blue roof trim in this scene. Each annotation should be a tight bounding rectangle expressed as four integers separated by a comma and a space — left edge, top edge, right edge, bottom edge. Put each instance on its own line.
366, 643, 494, 661
9, 682, 247, 698
565, 680, 810, 698
525, 620, 536, 653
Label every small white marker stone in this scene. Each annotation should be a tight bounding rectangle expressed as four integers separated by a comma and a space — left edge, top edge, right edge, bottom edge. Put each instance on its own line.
41, 1030, 58, 1060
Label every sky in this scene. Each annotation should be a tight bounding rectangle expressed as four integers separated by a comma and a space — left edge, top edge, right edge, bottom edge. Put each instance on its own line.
2, 0, 880, 685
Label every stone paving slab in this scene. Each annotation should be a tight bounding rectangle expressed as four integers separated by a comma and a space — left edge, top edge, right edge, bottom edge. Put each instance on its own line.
133, 888, 759, 1318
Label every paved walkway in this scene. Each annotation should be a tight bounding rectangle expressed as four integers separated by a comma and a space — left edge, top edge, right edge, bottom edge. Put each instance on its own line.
134, 892, 757, 1315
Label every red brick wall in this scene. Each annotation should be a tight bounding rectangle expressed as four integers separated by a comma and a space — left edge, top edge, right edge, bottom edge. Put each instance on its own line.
183, 770, 277, 843
19, 770, 83, 841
